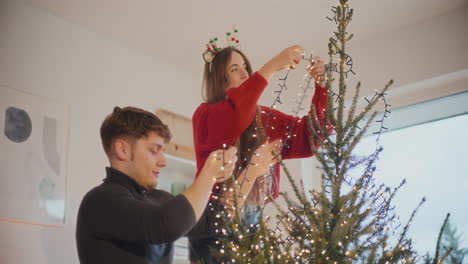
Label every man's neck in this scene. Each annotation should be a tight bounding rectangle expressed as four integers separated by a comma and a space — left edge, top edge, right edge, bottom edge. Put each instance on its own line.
109, 162, 135, 183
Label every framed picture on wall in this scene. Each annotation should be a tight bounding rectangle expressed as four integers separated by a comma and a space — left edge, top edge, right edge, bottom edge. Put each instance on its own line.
0, 85, 69, 227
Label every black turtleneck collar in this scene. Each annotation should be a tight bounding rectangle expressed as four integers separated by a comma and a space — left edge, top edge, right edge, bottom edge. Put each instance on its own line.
104, 167, 146, 195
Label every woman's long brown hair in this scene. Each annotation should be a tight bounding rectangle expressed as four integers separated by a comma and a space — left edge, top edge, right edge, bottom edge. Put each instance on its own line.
202, 47, 267, 181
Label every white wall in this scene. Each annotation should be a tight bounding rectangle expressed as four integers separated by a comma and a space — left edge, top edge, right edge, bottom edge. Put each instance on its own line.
0, 1, 200, 263
348, 5, 468, 108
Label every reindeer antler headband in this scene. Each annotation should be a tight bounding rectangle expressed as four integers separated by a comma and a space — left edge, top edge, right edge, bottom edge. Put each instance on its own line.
203, 27, 241, 64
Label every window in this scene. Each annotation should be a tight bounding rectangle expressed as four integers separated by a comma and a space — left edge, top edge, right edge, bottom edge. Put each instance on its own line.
352, 91, 468, 254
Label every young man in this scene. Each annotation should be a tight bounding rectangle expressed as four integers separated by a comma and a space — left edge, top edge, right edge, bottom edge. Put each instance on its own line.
76, 106, 236, 264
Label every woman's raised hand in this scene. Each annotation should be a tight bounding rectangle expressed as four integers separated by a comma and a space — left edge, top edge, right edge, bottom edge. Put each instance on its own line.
202, 146, 237, 183
270, 45, 305, 71
259, 45, 305, 80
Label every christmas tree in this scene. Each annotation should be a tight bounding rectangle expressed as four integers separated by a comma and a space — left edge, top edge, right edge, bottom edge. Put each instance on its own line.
436, 215, 468, 264
216, 0, 456, 263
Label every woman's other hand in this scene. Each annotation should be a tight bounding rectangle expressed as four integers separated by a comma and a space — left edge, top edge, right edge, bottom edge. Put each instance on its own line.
308, 56, 326, 87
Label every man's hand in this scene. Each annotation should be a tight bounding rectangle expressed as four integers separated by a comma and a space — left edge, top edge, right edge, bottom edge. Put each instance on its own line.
203, 146, 237, 183
182, 146, 237, 221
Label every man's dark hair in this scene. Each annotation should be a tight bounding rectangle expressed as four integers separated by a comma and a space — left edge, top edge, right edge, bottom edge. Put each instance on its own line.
100, 106, 172, 155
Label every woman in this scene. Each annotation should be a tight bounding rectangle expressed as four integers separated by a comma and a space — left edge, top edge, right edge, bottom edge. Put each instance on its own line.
189, 45, 328, 263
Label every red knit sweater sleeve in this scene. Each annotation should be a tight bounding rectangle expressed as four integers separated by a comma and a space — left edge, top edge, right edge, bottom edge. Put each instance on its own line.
192, 72, 268, 177
261, 82, 329, 159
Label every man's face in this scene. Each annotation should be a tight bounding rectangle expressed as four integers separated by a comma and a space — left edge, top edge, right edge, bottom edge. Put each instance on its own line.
127, 131, 167, 190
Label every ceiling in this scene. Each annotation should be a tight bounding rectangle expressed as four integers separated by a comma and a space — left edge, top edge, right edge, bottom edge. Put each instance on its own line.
26, 0, 468, 76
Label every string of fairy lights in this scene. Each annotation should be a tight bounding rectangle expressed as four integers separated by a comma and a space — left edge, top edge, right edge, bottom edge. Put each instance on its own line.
326, 4, 356, 79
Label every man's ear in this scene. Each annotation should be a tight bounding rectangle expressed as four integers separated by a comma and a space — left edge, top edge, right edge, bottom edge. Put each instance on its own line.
113, 138, 130, 161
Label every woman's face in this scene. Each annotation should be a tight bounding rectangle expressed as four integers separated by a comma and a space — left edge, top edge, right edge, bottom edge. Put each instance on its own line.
226, 51, 249, 90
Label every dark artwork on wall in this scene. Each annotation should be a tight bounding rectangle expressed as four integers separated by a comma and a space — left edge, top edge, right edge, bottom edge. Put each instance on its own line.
4, 107, 32, 143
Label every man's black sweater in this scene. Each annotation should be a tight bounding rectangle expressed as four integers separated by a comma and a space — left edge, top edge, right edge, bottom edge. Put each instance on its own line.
76, 167, 195, 264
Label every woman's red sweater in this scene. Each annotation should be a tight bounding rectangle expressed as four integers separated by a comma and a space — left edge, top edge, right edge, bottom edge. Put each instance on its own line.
192, 72, 329, 199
